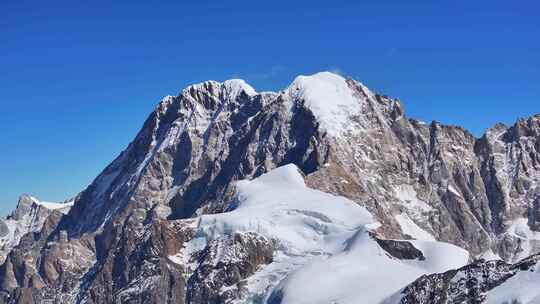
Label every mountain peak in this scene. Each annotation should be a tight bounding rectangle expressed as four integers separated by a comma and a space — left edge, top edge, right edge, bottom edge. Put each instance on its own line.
222, 79, 257, 98
286, 71, 364, 136
181, 78, 256, 103
157, 72, 373, 138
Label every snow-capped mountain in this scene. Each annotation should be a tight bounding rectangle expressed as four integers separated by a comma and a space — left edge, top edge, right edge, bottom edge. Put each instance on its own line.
1, 71, 540, 303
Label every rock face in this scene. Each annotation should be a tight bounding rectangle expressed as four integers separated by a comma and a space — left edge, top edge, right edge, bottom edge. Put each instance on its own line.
0, 195, 73, 264
0, 71, 539, 303
186, 232, 274, 304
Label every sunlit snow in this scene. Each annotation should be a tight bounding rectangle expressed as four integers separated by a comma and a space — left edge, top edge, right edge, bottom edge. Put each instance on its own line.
180, 164, 469, 303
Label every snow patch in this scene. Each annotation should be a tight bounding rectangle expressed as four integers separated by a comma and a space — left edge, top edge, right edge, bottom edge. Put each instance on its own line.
395, 213, 435, 241
223, 79, 257, 98
29, 196, 74, 214
394, 185, 433, 215
167, 254, 184, 265
447, 185, 463, 198
507, 218, 540, 240
478, 249, 502, 261
287, 72, 362, 137
506, 218, 540, 260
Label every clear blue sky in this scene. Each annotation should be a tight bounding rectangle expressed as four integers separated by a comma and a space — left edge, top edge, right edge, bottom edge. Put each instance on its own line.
1, 0, 539, 215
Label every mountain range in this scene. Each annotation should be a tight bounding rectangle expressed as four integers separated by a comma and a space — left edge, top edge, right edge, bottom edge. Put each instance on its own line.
1, 71, 540, 304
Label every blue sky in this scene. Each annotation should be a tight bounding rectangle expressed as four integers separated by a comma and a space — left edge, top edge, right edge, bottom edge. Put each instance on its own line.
1, 0, 539, 215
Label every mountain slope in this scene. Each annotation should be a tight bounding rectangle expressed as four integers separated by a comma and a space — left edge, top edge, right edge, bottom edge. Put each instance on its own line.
1, 71, 539, 303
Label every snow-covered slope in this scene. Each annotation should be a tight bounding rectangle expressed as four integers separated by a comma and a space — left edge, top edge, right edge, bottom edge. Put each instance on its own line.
175, 164, 469, 303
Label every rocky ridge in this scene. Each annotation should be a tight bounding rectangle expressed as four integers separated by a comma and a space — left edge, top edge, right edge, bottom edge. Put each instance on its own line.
0, 194, 72, 264
397, 253, 540, 303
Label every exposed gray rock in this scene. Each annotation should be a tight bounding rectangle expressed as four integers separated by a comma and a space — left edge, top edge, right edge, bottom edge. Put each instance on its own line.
186, 232, 274, 304
0, 194, 73, 264
0, 223, 8, 239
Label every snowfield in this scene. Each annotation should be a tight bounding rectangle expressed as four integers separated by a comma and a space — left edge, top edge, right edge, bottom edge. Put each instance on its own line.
182, 164, 469, 303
